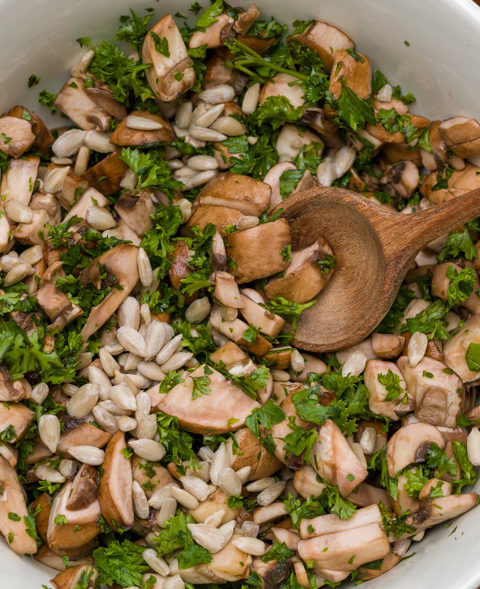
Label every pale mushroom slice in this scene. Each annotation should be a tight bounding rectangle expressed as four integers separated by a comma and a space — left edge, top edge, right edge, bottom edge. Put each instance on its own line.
263, 162, 297, 211
98, 431, 134, 529
54, 77, 110, 131
226, 427, 281, 480
288, 20, 354, 72
225, 219, 291, 284
259, 73, 305, 108
300, 504, 383, 539
142, 14, 195, 102
36, 283, 76, 322
83, 149, 129, 195
348, 482, 392, 508
195, 173, 271, 216
397, 355, 463, 427
209, 306, 272, 356
0, 402, 34, 442
189, 13, 235, 49
407, 493, 478, 530
209, 341, 249, 367
431, 261, 480, 314
311, 419, 368, 497
110, 110, 174, 147
151, 364, 260, 434
35, 545, 93, 572
57, 419, 112, 457
329, 49, 372, 100
189, 488, 240, 525
7, 104, 54, 155
132, 456, 174, 499
213, 271, 243, 308
0, 456, 38, 554
300, 107, 343, 148
114, 189, 155, 236
238, 290, 284, 338
444, 314, 480, 382
364, 359, 413, 420
0, 155, 40, 207
0, 366, 31, 402
386, 422, 445, 477
357, 552, 401, 581
0, 116, 35, 157
80, 244, 139, 340
439, 116, 480, 158
234, 4, 260, 34
275, 124, 323, 162
63, 186, 109, 223
207, 535, 252, 582
294, 465, 326, 499
50, 565, 98, 589
46, 481, 101, 551
264, 238, 334, 304
271, 392, 309, 468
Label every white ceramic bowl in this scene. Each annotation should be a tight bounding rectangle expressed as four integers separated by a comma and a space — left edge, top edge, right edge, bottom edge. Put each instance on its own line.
1, 0, 480, 587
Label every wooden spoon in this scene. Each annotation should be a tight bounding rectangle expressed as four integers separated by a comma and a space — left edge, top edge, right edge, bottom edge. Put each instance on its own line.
279, 186, 480, 353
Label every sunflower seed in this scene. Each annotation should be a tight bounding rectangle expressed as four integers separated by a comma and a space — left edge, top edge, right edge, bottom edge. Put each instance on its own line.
38, 414, 60, 453
219, 468, 242, 497
98, 399, 131, 416
164, 574, 184, 589
170, 486, 199, 509
140, 303, 151, 326
120, 167, 137, 190
232, 536, 266, 555
67, 384, 99, 418
272, 369, 290, 382
187, 521, 234, 553
5, 201, 32, 223
143, 548, 169, 576
341, 349, 367, 377
376, 83, 393, 102
4, 263, 34, 286
128, 438, 166, 461
63, 383, 79, 397
198, 446, 215, 462
31, 382, 49, 404
176, 197, 192, 222
188, 155, 219, 171
137, 361, 166, 381
180, 476, 210, 502
235, 466, 251, 484
257, 481, 286, 506
43, 166, 70, 193
0, 252, 19, 272
86, 205, 116, 230
135, 392, 151, 420
204, 509, 226, 527
210, 443, 230, 485
316, 161, 336, 187
156, 334, 183, 365
242, 83, 260, 114
189, 125, 227, 142
118, 297, 140, 330
138, 247, 153, 287
133, 480, 151, 519
68, 445, 105, 465
245, 478, 275, 493
99, 347, 119, 377
118, 415, 138, 432
135, 414, 158, 439
92, 405, 118, 433
175, 101, 193, 129
58, 459, 76, 479
182, 170, 217, 190
160, 351, 193, 372
290, 349, 305, 373
408, 331, 428, 367
211, 116, 246, 136
359, 426, 377, 455
195, 103, 225, 128
34, 464, 65, 483
117, 326, 147, 357
333, 146, 356, 178
74, 145, 91, 175
52, 129, 86, 157
126, 115, 163, 131
110, 383, 137, 411
18, 245, 42, 265
199, 84, 235, 104
71, 49, 95, 76
156, 497, 177, 527
85, 130, 115, 153
148, 483, 178, 507
184, 297, 211, 324
240, 521, 259, 537
88, 365, 112, 400
467, 427, 480, 466
145, 321, 168, 359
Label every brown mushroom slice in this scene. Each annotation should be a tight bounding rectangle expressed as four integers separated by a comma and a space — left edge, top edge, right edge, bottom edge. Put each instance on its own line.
35, 545, 93, 571
329, 50, 372, 100
152, 364, 260, 434
288, 21, 354, 72
300, 504, 383, 539
209, 341, 248, 367
54, 78, 110, 131
271, 392, 309, 467
298, 522, 389, 571
0, 456, 38, 554
238, 291, 284, 337
382, 142, 422, 166
227, 427, 281, 480
80, 244, 139, 340
0, 402, 34, 442
47, 481, 100, 550
142, 14, 195, 102
66, 465, 98, 511
264, 347, 292, 369
371, 333, 405, 359
0, 116, 35, 157
397, 356, 463, 428
63, 186, 109, 223
300, 107, 343, 148
31, 493, 52, 544
189, 488, 240, 524
114, 189, 155, 236
386, 422, 445, 477
225, 219, 291, 284
7, 105, 54, 155
204, 49, 244, 90
36, 283, 73, 321
207, 535, 252, 582
59, 172, 89, 210
111, 110, 175, 147
263, 162, 297, 211
0, 366, 30, 402
357, 552, 401, 581
252, 558, 293, 589
51, 565, 98, 589
213, 271, 243, 308
98, 431, 134, 529
83, 149, 129, 195
264, 238, 333, 304
57, 420, 112, 457
431, 262, 480, 314
439, 116, 480, 158
84, 86, 127, 121
185, 204, 244, 236
195, 173, 271, 216
311, 419, 368, 497
364, 359, 412, 420
132, 456, 174, 499
444, 314, 480, 382
259, 73, 305, 108
169, 240, 193, 291
407, 493, 478, 530
348, 482, 391, 508
0, 155, 40, 207
209, 307, 272, 356
189, 14, 234, 49
234, 4, 260, 34
294, 465, 326, 499
420, 162, 480, 204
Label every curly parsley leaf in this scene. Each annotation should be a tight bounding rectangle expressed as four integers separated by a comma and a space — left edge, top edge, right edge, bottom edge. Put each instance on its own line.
246, 399, 285, 438
445, 266, 476, 308
93, 540, 150, 588
438, 228, 477, 263
195, 0, 223, 30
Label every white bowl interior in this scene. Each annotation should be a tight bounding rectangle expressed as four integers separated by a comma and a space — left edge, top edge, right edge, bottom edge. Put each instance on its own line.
0, 0, 479, 586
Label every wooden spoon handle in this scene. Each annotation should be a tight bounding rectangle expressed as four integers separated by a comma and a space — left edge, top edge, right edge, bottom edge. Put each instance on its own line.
381, 187, 480, 258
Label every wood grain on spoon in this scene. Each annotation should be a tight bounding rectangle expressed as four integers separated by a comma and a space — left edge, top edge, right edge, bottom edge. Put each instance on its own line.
279, 186, 480, 352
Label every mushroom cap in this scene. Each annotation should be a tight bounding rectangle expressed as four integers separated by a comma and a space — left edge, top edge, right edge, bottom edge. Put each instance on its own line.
386, 422, 445, 477
0, 456, 38, 554
225, 219, 291, 284
189, 13, 234, 50
83, 149, 129, 195
111, 110, 174, 147
227, 427, 281, 480
444, 314, 480, 382
439, 116, 480, 158
98, 431, 134, 529
66, 465, 98, 511
0, 116, 35, 157
151, 364, 260, 434
114, 189, 155, 236
80, 244, 139, 340
7, 105, 54, 155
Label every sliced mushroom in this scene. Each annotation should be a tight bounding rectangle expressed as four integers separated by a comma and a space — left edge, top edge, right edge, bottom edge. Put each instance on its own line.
444, 314, 480, 382
294, 465, 326, 499
407, 493, 478, 530
251, 557, 293, 589
270, 527, 300, 551
189, 14, 234, 49
0, 155, 40, 207
152, 364, 260, 434
50, 565, 98, 589
0, 116, 35, 157
84, 86, 127, 121
57, 419, 112, 457
204, 48, 245, 90
432, 261, 480, 313
391, 474, 420, 516
185, 204, 244, 235
54, 77, 110, 131
234, 4, 260, 34
357, 552, 401, 581
311, 419, 368, 497
382, 142, 422, 166
103, 220, 142, 246
36, 283, 74, 321
111, 110, 174, 147
276, 124, 323, 162
7, 105, 54, 155
420, 162, 480, 204
300, 504, 383, 539
80, 244, 139, 340
295, 353, 328, 382
142, 14, 195, 102
209, 341, 248, 367
47, 481, 100, 550
35, 544, 93, 571
329, 50, 371, 100
213, 271, 243, 308
270, 392, 309, 467
348, 482, 391, 508
238, 291, 284, 337
195, 173, 271, 216
386, 422, 445, 477
225, 219, 291, 284
205, 535, 252, 582
83, 149, 129, 195
114, 189, 155, 236
264, 238, 334, 304
0, 403, 34, 442
260, 73, 305, 108
0, 366, 30, 402
0, 456, 38, 554
439, 116, 480, 158
263, 162, 297, 211
397, 355, 463, 428
209, 306, 272, 356
288, 21, 354, 72
300, 107, 343, 147
98, 431, 134, 529
264, 347, 292, 369
227, 427, 281, 480
66, 465, 98, 511
132, 456, 174, 498
364, 359, 413, 420
371, 333, 405, 359
189, 488, 240, 524
418, 477, 452, 501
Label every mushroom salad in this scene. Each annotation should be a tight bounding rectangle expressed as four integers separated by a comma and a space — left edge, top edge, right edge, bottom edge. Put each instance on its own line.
1, 3, 480, 589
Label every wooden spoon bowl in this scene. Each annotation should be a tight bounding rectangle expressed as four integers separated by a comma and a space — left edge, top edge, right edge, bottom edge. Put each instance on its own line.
279, 186, 480, 353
